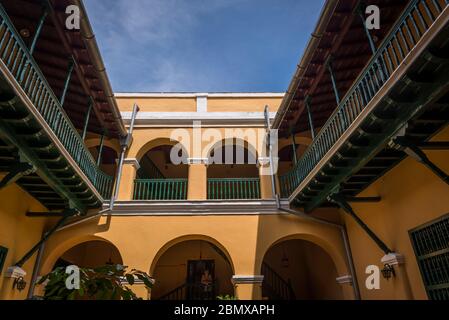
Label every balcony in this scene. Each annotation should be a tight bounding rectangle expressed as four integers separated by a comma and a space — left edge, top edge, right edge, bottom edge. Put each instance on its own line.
279, 0, 449, 210
133, 179, 188, 200
207, 178, 261, 200
0, 4, 114, 211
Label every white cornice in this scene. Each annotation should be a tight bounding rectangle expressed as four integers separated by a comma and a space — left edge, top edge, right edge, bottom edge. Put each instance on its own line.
120, 111, 277, 127
101, 199, 289, 216
115, 92, 285, 98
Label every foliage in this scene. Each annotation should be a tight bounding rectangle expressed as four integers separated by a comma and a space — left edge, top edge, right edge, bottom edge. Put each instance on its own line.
217, 294, 238, 300
37, 264, 153, 300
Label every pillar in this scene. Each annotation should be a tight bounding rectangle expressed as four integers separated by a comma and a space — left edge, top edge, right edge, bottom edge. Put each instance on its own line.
232, 275, 264, 300
258, 157, 274, 199
116, 158, 140, 201
187, 158, 208, 200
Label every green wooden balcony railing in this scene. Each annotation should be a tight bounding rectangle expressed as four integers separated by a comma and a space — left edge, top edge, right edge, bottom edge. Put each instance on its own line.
280, 0, 448, 198
133, 179, 188, 200
0, 5, 113, 199
207, 178, 260, 200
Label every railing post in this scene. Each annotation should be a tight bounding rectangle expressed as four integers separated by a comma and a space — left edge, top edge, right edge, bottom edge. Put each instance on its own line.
29, 4, 49, 55
59, 56, 75, 107
357, 4, 377, 55
81, 98, 93, 141
96, 131, 105, 167
326, 56, 341, 105
290, 132, 298, 165
304, 96, 316, 139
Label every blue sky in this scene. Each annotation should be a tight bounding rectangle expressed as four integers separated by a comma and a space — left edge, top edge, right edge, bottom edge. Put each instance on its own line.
84, 0, 325, 93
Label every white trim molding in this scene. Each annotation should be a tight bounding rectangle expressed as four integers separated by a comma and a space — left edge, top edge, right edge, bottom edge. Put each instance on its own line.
101, 199, 290, 216
120, 111, 278, 127
231, 275, 264, 285
381, 252, 405, 266
336, 275, 353, 285
123, 158, 141, 170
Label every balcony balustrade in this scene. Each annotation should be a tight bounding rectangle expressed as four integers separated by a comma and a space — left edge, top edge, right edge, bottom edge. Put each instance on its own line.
207, 178, 261, 200
133, 179, 188, 200
280, 0, 448, 198
0, 5, 113, 199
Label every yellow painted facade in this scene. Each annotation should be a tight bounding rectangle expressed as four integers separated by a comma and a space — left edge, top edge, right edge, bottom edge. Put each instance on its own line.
1, 93, 448, 301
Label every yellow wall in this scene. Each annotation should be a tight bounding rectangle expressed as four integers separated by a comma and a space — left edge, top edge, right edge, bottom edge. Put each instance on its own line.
342, 126, 449, 300
0, 180, 49, 300
117, 97, 197, 112
207, 97, 282, 112
39, 213, 353, 300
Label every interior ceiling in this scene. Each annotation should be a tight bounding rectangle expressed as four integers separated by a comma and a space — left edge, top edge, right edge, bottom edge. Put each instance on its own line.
279, 0, 409, 138
1, 0, 121, 138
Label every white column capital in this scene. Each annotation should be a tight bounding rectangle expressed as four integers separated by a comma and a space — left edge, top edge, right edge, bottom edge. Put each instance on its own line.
381, 252, 405, 266
123, 158, 140, 170
257, 157, 270, 168
187, 157, 209, 165
336, 275, 353, 285
231, 275, 264, 285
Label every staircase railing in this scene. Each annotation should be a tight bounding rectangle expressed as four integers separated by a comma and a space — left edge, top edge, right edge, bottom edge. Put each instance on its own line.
133, 179, 188, 200
158, 282, 217, 300
207, 178, 260, 200
0, 5, 114, 199
261, 262, 296, 300
279, 0, 449, 198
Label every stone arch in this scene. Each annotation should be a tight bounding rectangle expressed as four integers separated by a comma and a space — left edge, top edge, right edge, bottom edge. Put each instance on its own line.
205, 137, 259, 164
149, 234, 235, 300
40, 234, 123, 276
257, 232, 347, 278
149, 234, 235, 275
259, 233, 346, 300
85, 137, 121, 155
135, 137, 190, 162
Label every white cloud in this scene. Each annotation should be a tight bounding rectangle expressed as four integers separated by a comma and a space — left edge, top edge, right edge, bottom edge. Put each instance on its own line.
84, 0, 245, 91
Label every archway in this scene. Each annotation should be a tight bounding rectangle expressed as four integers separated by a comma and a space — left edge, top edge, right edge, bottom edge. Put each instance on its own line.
261, 238, 344, 300
52, 240, 123, 270
151, 239, 234, 300
88, 145, 118, 177
134, 138, 189, 200
207, 138, 259, 199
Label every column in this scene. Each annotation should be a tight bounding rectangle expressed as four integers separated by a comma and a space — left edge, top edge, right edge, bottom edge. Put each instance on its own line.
187, 158, 208, 200
116, 158, 140, 201
258, 157, 274, 199
232, 275, 264, 300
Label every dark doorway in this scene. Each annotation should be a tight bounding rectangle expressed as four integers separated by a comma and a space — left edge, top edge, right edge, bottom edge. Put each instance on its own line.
187, 260, 215, 300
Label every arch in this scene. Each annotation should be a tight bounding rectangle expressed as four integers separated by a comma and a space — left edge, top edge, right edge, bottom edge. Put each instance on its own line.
149, 235, 235, 300
257, 232, 347, 278
85, 137, 121, 155
149, 234, 235, 275
136, 137, 190, 162
260, 235, 345, 300
40, 234, 123, 276
206, 137, 259, 165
